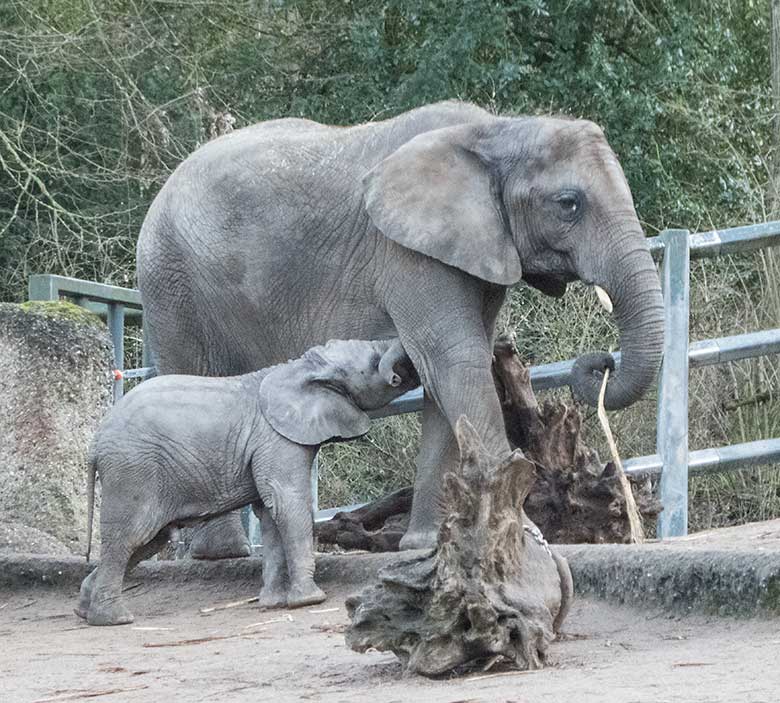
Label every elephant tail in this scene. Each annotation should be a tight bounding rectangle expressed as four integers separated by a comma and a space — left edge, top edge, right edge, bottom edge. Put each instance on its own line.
85, 449, 98, 563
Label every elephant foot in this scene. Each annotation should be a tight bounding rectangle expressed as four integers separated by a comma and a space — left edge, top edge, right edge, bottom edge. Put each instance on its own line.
257, 585, 288, 610
75, 570, 96, 620
190, 513, 251, 560
86, 599, 134, 626
286, 581, 326, 609
399, 528, 438, 551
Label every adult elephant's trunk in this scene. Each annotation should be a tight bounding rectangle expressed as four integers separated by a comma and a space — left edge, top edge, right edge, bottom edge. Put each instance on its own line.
570, 239, 665, 411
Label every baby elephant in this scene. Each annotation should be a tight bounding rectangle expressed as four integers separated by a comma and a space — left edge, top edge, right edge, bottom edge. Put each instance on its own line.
76, 338, 418, 626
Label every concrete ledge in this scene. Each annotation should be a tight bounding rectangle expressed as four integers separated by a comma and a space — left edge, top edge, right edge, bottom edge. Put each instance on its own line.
0, 551, 416, 594
3, 542, 779, 617
557, 544, 780, 616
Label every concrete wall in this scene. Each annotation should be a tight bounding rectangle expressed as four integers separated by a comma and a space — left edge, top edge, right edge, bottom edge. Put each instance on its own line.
0, 301, 113, 554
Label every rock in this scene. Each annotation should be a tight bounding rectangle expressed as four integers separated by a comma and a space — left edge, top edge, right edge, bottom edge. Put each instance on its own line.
0, 301, 113, 554
0, 520, 73, 556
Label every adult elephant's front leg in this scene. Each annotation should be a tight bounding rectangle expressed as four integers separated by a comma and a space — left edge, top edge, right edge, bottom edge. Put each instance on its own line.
400, 396, 459, 549
399, 342, 513, 550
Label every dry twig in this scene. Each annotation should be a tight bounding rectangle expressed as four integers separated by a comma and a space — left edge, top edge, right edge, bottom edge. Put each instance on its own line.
31, 686, 149, 702
199, 596, 258, 614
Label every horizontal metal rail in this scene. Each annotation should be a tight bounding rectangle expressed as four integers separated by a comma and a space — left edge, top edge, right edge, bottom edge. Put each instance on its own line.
648, 220, 780, 260
121, 367, 154, 380
28, 274, 143, 320
624, 438, 780, 477
371, 328, 780, 417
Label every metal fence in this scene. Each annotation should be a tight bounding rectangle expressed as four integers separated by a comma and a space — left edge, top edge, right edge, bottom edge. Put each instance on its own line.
28, 222, 780, 539
28, 275, 145, 401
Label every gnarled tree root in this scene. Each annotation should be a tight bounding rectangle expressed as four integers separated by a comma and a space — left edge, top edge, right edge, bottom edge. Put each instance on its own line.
345, 417, 569, 677
492, 338, 661, 543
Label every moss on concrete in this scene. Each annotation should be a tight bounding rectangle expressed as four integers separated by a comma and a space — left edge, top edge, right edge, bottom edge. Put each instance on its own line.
0, 301, 112, 369
17, 301, 104, 329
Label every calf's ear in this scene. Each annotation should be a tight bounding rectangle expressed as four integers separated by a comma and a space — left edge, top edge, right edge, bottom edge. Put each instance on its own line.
259, 362, 370, 445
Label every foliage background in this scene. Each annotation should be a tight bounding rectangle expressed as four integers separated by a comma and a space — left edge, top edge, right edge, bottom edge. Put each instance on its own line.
1, 0, 778, 529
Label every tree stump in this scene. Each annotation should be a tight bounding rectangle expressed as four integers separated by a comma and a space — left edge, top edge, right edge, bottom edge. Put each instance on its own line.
345, 417, 570, 676
492, 338, 660, 543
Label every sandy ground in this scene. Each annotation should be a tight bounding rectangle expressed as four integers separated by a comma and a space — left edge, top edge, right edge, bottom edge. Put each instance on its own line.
2, 576, 779, 703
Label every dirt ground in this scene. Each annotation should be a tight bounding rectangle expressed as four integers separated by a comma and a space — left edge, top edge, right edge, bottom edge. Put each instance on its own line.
2, 575, 779, 703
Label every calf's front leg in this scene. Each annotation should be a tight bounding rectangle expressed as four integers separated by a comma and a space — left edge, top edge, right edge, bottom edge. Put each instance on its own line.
254, 502, 289, 609
252, 449, 325, 608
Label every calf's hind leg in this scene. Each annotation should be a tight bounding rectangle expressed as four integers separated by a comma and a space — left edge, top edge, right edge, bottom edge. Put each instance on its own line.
84, 541, 136, 626
85, 508, 169, 626
74, 527, 174, 625
76, 526, 174, 620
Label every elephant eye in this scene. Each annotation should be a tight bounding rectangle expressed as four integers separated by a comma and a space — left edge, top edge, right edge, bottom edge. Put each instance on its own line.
554, 191, 582, 221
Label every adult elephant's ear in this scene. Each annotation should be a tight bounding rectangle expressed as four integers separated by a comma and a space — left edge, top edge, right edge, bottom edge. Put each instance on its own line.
363, 124, 523, 286
259, 360, 370, 446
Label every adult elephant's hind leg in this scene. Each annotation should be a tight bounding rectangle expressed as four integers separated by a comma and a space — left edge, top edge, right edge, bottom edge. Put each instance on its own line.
126, 526, 176, 573
190, 512, 251, 560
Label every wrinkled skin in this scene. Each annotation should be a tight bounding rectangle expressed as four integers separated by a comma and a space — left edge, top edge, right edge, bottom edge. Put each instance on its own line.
75, 339, 418, 626
137, 101, 664, 554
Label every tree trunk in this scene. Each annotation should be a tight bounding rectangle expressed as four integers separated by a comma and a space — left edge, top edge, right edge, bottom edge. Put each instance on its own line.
316, 487, 411, 552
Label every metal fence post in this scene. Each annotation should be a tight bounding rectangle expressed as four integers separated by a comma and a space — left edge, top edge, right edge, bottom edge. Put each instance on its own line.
243, 507, 260, 553
107, 302, 125, 402
656, 229, 691, 538
28, 275, 59, 301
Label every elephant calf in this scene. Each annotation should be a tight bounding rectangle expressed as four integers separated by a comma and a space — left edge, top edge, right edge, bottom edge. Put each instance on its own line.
76, 338, 418, 626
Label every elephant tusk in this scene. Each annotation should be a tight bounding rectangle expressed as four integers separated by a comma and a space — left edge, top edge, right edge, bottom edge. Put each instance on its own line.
593, 285, 613, 314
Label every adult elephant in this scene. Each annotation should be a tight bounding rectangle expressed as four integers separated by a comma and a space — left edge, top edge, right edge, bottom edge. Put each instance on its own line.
137, 101, 664, 558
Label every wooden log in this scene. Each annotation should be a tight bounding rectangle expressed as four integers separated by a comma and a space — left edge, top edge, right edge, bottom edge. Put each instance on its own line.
315, 488, 412, 552
345, 417, 569, 676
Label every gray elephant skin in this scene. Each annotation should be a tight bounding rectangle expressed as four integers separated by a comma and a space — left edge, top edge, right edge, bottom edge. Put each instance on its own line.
137, 100, 664, 555
76, 339, 418, 626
